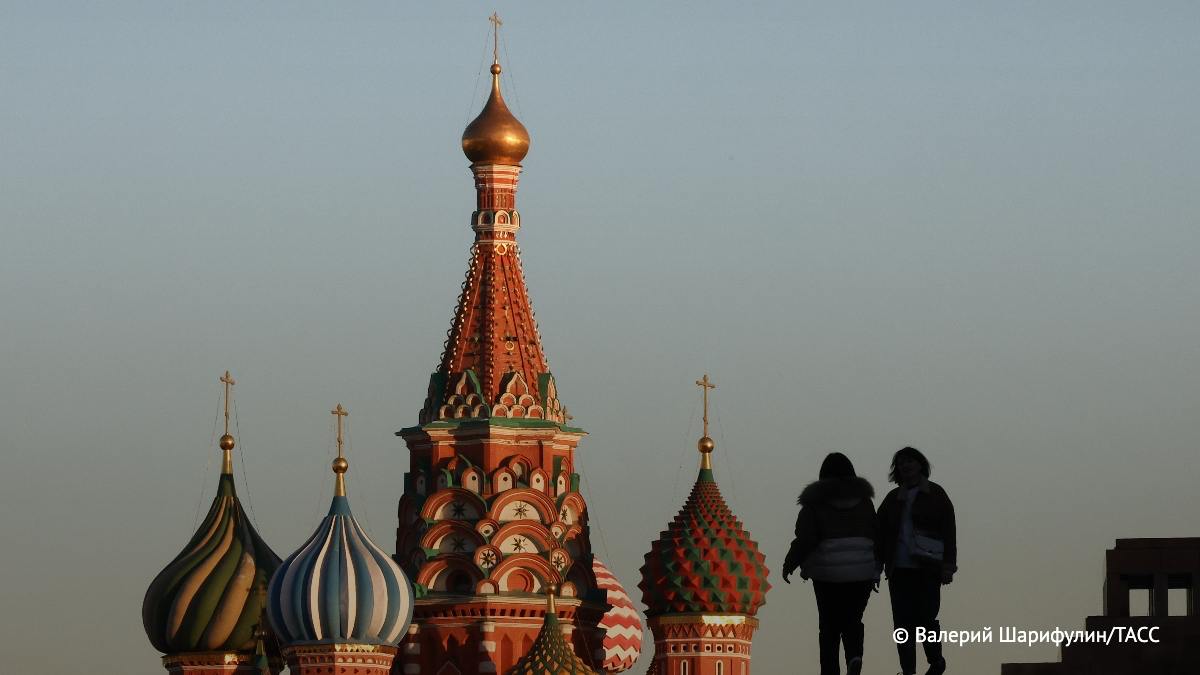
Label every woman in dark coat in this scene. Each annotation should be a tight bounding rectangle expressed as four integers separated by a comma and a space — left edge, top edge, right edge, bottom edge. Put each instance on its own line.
783, 452, 880, 675
877, 446, 956, 675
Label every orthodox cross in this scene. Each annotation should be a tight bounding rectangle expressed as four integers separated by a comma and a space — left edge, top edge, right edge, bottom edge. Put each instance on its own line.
331, 403, 349, 496
332, 403, 348, 459
695, 373, 715, 438
489, 12, 502, 64
220, 370, 235, 436
218, 370, 237, 474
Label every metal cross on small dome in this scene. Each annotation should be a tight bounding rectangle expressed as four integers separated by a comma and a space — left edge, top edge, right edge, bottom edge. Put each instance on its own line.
218, 370, 237, 474
331, 403, 350, 496
695, 373, 715, 435
220, 370, 235, 433
695, 374, 717, 466
489, 12, 502, 65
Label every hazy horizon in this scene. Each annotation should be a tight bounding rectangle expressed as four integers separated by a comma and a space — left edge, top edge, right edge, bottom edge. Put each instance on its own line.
2, 2, 1198, 673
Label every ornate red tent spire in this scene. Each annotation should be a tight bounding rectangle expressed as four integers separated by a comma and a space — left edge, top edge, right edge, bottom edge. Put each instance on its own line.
396, 16, 631, 675
418, 13, 565, 426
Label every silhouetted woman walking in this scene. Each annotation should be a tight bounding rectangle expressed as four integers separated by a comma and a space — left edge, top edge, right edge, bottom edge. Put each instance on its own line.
878, 446, 956, 675
783, 452, 880, 675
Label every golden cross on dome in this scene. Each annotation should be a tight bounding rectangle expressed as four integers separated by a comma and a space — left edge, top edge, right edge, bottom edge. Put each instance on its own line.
331, 403, 349, 496
489, 12, 503, 65
331, 403, 348, 459
218, 370, 237, 474
220, 370, 235, 436
696, 373, 715, 437
695, 374, 717, 469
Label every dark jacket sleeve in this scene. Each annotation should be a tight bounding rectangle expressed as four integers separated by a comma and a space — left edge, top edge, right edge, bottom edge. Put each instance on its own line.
939, 485, 957, 571
783, 505, 818, 576
866, 499, 883, 567
876, 492, 895, 570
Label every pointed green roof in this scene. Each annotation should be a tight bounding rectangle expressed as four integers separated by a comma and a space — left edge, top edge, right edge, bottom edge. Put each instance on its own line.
507, 588, 598, 675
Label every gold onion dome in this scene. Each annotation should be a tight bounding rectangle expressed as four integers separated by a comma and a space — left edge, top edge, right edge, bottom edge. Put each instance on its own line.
461, 62, 530, 165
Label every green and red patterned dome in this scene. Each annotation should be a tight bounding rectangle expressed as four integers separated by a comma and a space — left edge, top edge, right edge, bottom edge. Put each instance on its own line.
507, 586, 598, 675
638, 443, 769, 617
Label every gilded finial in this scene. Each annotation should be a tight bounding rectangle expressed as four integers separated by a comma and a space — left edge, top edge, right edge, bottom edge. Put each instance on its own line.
545, 582, 559, 615
695, 374, 716, 469
462, 13, 530, 165
331, 403, 349, 497
219, 370, 236, 474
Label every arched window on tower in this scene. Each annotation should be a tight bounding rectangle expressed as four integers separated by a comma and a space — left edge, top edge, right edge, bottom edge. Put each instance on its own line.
715, 661, 724, 675
501, 635, 514, 670
680, 661, 689, 675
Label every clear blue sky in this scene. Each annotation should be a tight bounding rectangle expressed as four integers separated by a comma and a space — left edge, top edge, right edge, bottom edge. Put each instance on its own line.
2, 2, 1198, 673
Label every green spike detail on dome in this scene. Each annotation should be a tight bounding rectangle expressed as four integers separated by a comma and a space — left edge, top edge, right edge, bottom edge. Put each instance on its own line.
506, 608, 598, 675
143, 474, 281, 654
639, 468, 770, 617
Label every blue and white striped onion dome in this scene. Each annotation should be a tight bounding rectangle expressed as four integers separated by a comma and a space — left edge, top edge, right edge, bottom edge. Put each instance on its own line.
268, 493, 414, 646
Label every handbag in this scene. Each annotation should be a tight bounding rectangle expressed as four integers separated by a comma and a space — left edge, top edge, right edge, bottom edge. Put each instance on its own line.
912, 530, 944, 562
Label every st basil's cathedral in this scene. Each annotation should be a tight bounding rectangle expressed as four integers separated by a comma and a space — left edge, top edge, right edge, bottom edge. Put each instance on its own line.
141, 19, 769, 675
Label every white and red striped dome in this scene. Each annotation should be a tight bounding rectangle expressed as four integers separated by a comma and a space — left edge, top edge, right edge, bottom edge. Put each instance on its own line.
592, 557, 644, 672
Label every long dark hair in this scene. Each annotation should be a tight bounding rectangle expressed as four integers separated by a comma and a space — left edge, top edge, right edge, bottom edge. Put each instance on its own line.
819, 452, 857, 479
888, 446, 931, 484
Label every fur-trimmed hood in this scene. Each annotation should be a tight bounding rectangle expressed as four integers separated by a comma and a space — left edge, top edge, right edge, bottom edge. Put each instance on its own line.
797, 476, 875, 508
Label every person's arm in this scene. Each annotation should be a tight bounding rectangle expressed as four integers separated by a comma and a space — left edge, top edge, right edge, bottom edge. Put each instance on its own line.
861, 499, 882, 588
940, 487, 957, 582
868, 500, 883, 575
876, 494, 894, 576
783, 506, 817, 583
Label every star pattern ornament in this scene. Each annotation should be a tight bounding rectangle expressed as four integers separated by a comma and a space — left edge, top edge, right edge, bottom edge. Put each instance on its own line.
560, 507, 570, 522
480, 549, 498, 569
511, 536, 527, 553
450, 536, 467, 552
513, 501, 530, 519
551, 550, 568, 571
450, 501, 466, 518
